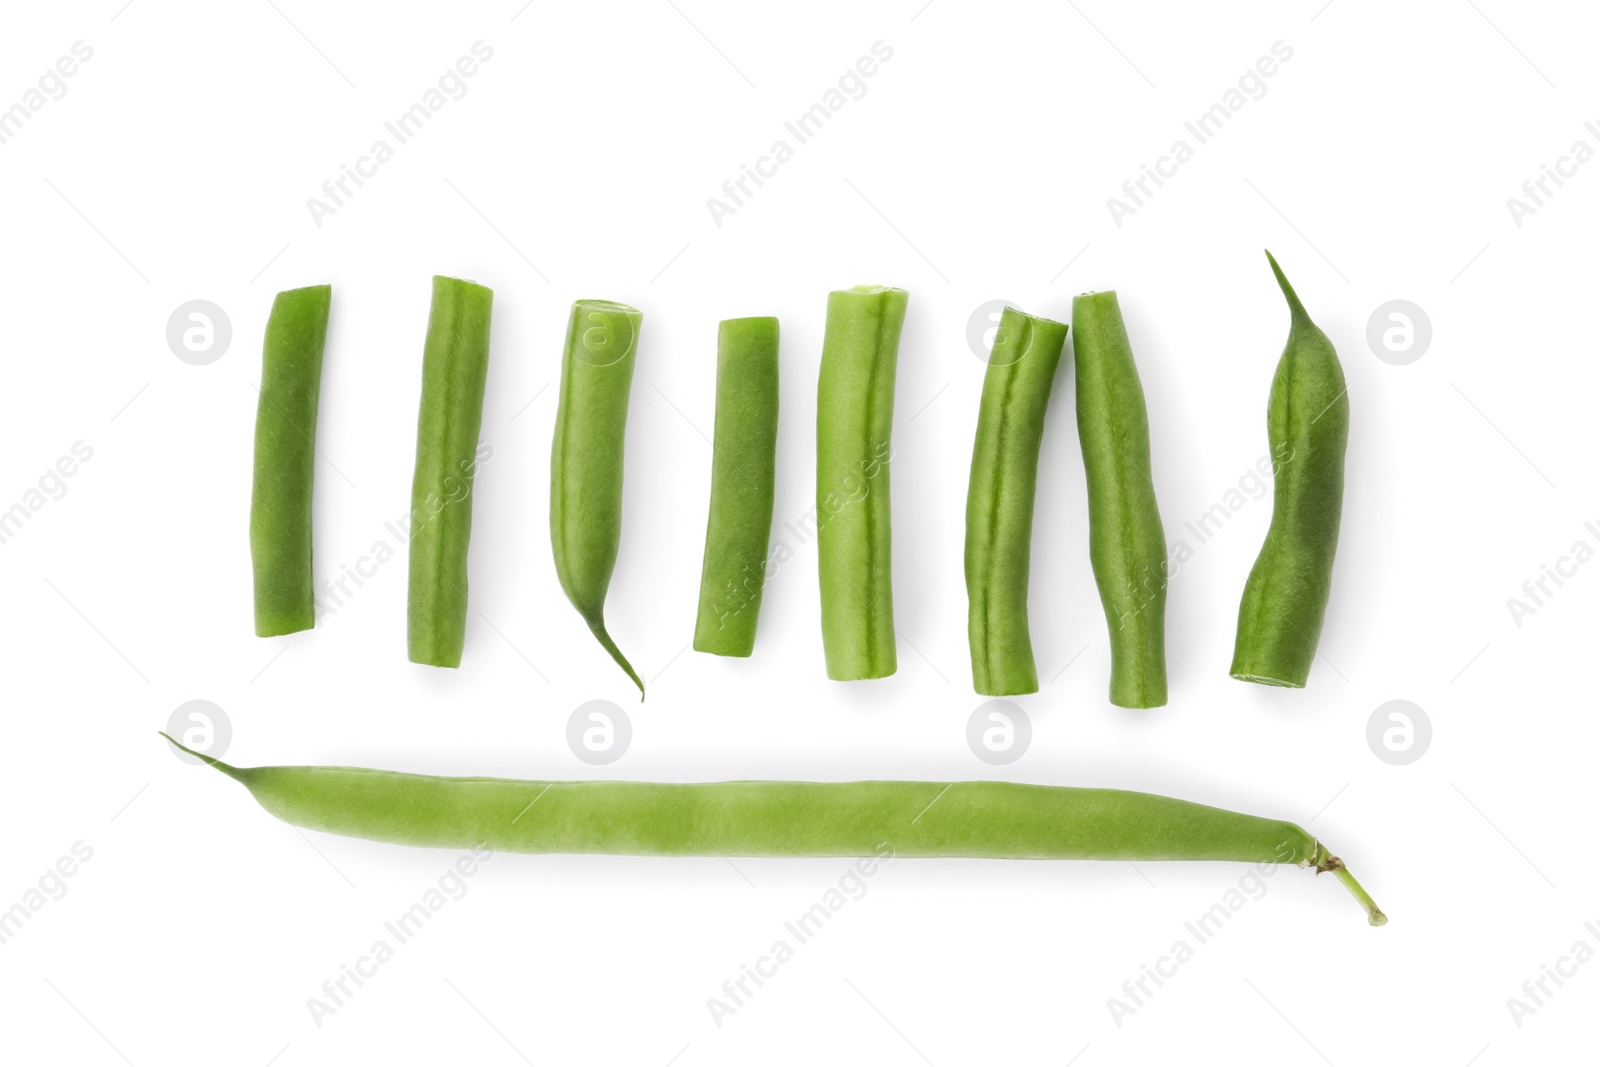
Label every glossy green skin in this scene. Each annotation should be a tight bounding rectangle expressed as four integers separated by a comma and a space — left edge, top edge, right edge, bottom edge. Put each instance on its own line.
407, 277, 494, 668
1072, 291, 1168, 708
1231, 253, 1349, 688
965, 307, 1068, 695
551, 300, 645, 696
250, 285, 331, 637
816, 286, 907, 680
169, 736, 1320, 865
694, 317, 780, 657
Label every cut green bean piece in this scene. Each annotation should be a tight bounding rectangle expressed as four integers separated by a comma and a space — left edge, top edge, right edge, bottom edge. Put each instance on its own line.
250, 284, 331, 637
694, 316, 780, 657
407, 276, 494, 669
164, 732, 1387, 926
551, 299, 645, 697
965, 306, 1068, 695
1072, 291, 1168, 709
816, 285, 907, 681
1230, 252, 1349, 688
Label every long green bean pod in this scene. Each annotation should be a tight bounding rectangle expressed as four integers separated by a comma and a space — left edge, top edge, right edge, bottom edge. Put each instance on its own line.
816, 285, 907, 681
1230, 253, 1349, 688
407, 276, 494, 668
162, 733, 1387, 925
694, 316, 780, 657
250, 284, 331, 637
1072, 291, 1168, 708
964, 306, 1068, 695
551, 299, 645, 697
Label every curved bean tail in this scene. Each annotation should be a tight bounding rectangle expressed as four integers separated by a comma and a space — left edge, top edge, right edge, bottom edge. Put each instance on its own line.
588, 616, 644, 700
1329, 859, 1388, 926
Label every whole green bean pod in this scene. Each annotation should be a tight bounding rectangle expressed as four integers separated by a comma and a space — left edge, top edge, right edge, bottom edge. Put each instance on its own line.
1230, 253, 1349, 688
965, 307, 1068, 695
816, 285, 907, 681
1072, 291, 1168, 708
694, 316, 780, 657
250, 284, 331, 637
551, 299, 645, 697
408, 276, 494, 669
162, 733, 1387, 925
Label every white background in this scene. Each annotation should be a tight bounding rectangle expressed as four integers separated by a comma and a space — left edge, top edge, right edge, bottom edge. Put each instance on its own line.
1, 0, 1594, 1062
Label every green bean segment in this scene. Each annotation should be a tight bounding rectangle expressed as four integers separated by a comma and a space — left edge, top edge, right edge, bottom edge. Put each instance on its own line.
250, 285, 331, 637
1230, 253, 1349, 688
1072, 291, 1168, 708
407, 276, 494, 669
816, 285, 907, 681
163, 733, 1386, 925
551, 299, 645, 697
694, 316, 780, 657
965, 307, 1068, 695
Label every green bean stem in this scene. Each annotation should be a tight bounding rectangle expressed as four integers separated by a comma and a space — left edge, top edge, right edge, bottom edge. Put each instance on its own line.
1071, 291, 1169, 708
407, 276, 494, 669
1230, 253, 1349, 688
162, 733, 1386, 926
816, 285, 907, 681
964, 307, 1068, 695
250, 284, 332, 637
694, 316, 780, 657
551, 299, 645, 697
